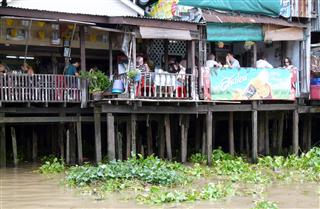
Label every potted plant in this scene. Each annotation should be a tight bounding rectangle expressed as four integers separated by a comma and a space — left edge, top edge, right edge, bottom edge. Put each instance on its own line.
81, 70, 111, 101
127, 69, 140, 99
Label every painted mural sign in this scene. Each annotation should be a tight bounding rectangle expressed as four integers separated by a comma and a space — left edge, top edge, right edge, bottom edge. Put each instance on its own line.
203, 68, 295, 101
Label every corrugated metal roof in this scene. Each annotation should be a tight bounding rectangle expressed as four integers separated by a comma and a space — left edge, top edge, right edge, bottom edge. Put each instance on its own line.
123, 15, 203, 24
5, 0, 140, 17
311, 0, 320, 32
203, 10, 306, 28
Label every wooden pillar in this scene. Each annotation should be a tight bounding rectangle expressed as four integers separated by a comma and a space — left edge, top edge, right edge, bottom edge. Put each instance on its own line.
117, 130, 123, 161
131, 114, 137, 156
126, 120, 131, 159
132, 35, 137, 69
11, 127, 18, 166
258, 112, 265, 155
164, 114, 172, 159
292, 109, 299, 155
206, 112, 213, 165
159, 120, 165, 158
245, 125, 250, 156
109, 32, 113, 77
201, 117, 207, 155
277, 113, 285, 155
69, 123, 76, 164
76, 119, 83, 164
253, 43, 257, 67
265, 112, 270, 155
107, 113, 115, 161
252, 107, 258, 163
228, 112, 235, 156
32, 128, 37, 162
195, 117, 201, 152
66, 129, 70, 164
147, 123, 153, 155
0, 124, 6, 167
272, 118, 278, 154
94, 108, 102, 163
181, 115, 189, 163
79, 25, 86, 72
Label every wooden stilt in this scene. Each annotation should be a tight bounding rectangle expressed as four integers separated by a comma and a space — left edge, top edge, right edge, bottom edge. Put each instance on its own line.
131, 114, 137, 156
94, 108, 102, 163
195, 116, 201, 152
11, 127, 18, 166
181, 115, 189, 163
76, 119, 83, 164
292, 109, 299, 155
307, 114, 312, 150
277, 113, 284, 155
147, 123, 153, 155
66, 129, 70, 164
159, 120, 165, 158
228, 112, 235, 156
107, 113, 116, 161
258, 112, 265, 155
69, 124, 76, 164
117, 130, 123, 161
272, 118, 278, 154
265, 112, 270, 155
164, 114, 172, 159
0, 124, 6, 167
32, 128, 37, 162
252, 108, 258, 163
126, 121, 131, 159
206, 112, 213, 165
202, 116, 207, 155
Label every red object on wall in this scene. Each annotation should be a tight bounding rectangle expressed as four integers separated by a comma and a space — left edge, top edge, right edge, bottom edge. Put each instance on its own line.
310, 85, 320, 100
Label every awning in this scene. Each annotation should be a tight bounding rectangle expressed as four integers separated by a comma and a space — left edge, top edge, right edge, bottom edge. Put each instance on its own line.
139, 27, 192, 40
207, 23, 263, 42
264, 26, 304, 41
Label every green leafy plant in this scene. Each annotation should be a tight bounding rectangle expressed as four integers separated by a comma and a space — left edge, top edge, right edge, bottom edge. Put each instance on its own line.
39, 157, 65, 174
81, 70, 111, 93
252, 200, 278, 209
189, 153, 207, 164
127, 69, 139, 80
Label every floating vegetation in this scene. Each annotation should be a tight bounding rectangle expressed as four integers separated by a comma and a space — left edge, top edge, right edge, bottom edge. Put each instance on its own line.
39, 157, 65, 174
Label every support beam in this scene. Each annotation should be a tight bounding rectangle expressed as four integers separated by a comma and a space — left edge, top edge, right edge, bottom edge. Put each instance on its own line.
66, 129, 70, 164
277, 113, 285, 155
206, 112, 213, 165
109, 32, 113, 77
195, 117, 201, 152
181, 115, 189, 163
69, 123, 76, 164
201, 117, 207, 155
32, 128, 37, 162
159, 120, 165, 158
58, 123, 64, 159
107, 113, 115, 161
0, 124, 6, 167
252, 109, 258, 163
228, 112, 235, 156
258, 112, 265, 155
117, 130, 123, 161
126, 121, 131, 159
292, 109, 299, 155
94, 108, 102, 163
11, 127, 18, 166
131, 114, 137, 156
147, 123, 153, 155
265, 112, 270, 155
79, 25, 86, 72
245, 125, 250, 157
164, 114, 172, 159
76, 119, 83, 164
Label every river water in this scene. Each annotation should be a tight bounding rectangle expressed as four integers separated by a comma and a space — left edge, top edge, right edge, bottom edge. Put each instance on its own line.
1, 165, 319, 209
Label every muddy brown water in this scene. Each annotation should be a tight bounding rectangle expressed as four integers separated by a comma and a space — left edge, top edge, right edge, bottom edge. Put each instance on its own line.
0, 165, 319, 209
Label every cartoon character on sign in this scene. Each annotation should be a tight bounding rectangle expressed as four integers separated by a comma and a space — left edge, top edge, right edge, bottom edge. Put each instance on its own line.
245, 71, 272, 99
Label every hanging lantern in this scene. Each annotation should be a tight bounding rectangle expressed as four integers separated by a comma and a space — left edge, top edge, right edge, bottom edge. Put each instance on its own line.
217, 42, 224, 48
36, 21, 45, 27
89, 34, 97, 42
5, 19, 14, 26
38, 31, 45, 40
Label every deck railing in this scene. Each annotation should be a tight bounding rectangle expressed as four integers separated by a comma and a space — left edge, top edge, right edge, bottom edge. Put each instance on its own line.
0, 74, 83, 103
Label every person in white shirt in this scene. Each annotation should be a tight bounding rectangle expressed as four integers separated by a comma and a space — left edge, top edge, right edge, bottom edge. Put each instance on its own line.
206, 53, 222, 68
256, 53, 273, 68
226, 52, 240, 68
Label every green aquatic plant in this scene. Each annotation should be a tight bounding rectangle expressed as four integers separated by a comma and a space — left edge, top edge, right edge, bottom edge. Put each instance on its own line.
39, 157, 65, 174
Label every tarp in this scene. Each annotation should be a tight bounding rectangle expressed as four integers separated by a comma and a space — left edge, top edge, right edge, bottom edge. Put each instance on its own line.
178, 0, 282, 16
207, 23, 263, 42
203, 67, 295, 101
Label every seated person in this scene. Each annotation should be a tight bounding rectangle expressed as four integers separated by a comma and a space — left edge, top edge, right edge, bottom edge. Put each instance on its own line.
206, 53, 222, 68
136, 56, 150, 73
0, 62, 7, 74
65, 59, 80, 77
22, 62, 34, 75
226, 52, 241, 68
256, 53, 273, 68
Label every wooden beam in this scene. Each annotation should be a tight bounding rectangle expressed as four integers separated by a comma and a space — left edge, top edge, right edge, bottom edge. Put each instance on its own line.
94, 108, 102, 163
80, 25, 86, 72
252, 108, 258, 163
32, 128, 38, 162
228, 112, 235, 156
109, 32, 113, 77
277, 113, 284, 155
126, 121, 131, 159
132, 36, 137, 70
164, 114, 172, 159
265, 112, 270, 155
158, 120, 165, 158
181, 115, 189, 163
66, 129, 70, 164
201, 116, 207, 155
253, 43, 257, 67
0, 124, 6, 167
206, 112, 213, 165
292, 109, 299, 155
76, 119, 83, 164
11, 127, 18, 166
245, 125, 250, 157
69, 123, 76, 164
258, 112, 265, 155
131, 114, 137, 156
107, 113, 116, 161
147, 123, 153, 155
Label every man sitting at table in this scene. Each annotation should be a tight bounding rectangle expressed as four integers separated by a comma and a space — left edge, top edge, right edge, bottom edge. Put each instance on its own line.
206, 53, 222, 68
256, 53, 273, 68
226, 52, 240, 68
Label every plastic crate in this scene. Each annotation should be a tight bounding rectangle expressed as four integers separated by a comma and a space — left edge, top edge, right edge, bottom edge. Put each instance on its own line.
310, 85, 320, 100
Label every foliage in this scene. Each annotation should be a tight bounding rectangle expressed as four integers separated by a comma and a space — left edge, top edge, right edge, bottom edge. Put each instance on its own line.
66, 155, 186, 187
81, 70, 111, 93
39, 157, 65, 174
101, 179, 143, 193
189, 153, 207, 164
136, 183, 234, 205
252, 200, 278, 209
127, 69, 139, 80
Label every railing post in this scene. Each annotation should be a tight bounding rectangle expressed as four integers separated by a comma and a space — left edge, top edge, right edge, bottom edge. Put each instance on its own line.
80, 78, 88, 108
